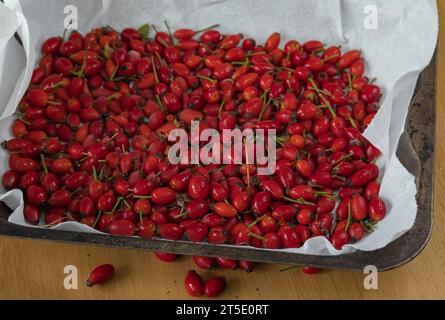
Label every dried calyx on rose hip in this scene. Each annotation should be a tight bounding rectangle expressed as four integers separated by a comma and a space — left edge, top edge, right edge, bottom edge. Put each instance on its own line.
2, 23, 386, 253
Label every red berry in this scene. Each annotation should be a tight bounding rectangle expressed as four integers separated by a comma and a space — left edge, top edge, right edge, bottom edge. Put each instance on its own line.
155, 252, 178, 263
185, 270, 204, 297
368, 198, 387, 222
86, 264, 115, 287
193, 256, 216, 270
302, 266, 322, 275
203, 277, 226, 298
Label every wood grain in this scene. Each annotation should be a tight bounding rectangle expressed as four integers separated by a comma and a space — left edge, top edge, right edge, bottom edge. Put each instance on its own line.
0, 3, 444, 300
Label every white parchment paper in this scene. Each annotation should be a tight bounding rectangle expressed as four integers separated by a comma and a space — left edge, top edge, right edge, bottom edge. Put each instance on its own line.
0, 0, 438, 255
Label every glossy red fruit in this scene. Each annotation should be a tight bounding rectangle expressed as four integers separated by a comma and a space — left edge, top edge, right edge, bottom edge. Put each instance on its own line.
185, 200, 210, 220
185, 222, 208, 243
361, 84, 381, 104
89, 180, 105, 201
97, 192, 117, 212
215, 258, 238, 270
27, 89, 49, 107
137, 219, 157, 239
204, 277, 226, 298
86, 264, 115, 287
64, 172, 87, 191
50, 158, 73, 175
210, 182, 228, 201
261, 180, 284, 200
338, 50, 361, 69
184, 270, 204, 297
252, 191, 271, 215
16, 158, 39, 174
263, 233, 282, 249
280, 227, 301, 249
265, 32, 281, 52
297, 208, 315, 225
350, 169, 376, 187
232, 191, 250, 212
349, 222, 365, 242
42, 37, 63, 54
350, 195, 368, 220
208, 227, 228, 244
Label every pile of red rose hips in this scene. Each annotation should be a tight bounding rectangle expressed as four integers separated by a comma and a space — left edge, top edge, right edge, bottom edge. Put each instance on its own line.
1, 23, 387, 296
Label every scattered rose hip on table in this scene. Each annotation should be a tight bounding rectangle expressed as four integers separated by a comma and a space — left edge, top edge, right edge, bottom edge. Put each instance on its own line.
302, 266, 322, 275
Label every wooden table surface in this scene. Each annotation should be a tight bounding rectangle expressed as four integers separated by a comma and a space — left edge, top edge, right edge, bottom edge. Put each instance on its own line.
1, 3, 444, 300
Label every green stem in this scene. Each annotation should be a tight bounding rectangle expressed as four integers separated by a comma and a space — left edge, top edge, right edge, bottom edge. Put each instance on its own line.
258, 96, 273, 122
109, 64, 119, 81
277, 66, 295, 73
218, 100, 226, 119
247, 215, 266, 229
246, 51, 267, 57
92, 166, 98, 181
349, 117, 358, 129
123, 199, 131, 209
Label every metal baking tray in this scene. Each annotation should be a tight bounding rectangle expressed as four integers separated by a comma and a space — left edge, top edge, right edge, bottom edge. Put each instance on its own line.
0, 46, 436, 271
